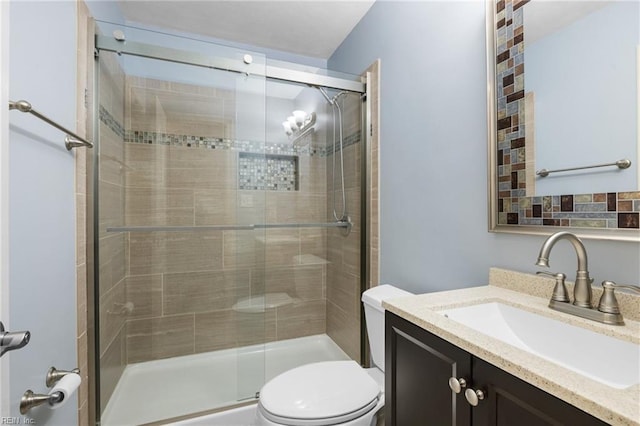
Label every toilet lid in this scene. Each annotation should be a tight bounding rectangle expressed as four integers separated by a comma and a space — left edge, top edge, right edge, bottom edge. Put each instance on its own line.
259, 361, 380, 424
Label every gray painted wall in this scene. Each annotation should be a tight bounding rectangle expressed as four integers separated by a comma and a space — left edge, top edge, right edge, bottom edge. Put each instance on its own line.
9, 1, 78, 424
329, 1, 640, 294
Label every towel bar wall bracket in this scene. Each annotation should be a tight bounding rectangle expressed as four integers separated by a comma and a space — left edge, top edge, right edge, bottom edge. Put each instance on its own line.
8, 100, 93, 150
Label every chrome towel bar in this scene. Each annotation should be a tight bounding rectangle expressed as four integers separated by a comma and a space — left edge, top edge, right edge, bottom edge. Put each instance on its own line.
8, 100, 93, 150
536, 158, 631, 177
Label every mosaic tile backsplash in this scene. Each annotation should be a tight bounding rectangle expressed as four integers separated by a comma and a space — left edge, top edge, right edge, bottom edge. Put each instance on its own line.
494, 0, 639, 229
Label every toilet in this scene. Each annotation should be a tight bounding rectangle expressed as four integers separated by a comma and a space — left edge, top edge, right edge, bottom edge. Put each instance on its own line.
256, 285, 413, 426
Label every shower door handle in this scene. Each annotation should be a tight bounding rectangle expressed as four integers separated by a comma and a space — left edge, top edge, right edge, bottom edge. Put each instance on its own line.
0, 321, 31, 357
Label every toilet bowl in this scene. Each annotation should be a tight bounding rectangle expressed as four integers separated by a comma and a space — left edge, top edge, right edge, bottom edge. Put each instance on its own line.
256, 285, 412, 426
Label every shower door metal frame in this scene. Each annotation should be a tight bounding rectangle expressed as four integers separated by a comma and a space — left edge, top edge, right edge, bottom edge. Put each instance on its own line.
360, 71, 372, 368
91, 31, 370, 426
95, 36, 366, 94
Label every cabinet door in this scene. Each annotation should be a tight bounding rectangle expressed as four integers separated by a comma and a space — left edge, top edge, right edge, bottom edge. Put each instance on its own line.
386, 312, 472, 426
471, 357, 608, 426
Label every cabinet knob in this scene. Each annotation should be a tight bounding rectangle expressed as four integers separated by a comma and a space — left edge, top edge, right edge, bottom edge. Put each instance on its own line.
465, 388, 486, 406
448, 377, 467, 394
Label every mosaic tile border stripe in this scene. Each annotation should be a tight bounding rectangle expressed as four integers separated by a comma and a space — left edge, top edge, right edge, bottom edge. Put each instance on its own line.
499, 192, 640, 229
326, 131, 361, 155
122, 129, 361, 158
99, 104, 125, 139
124, 129, 315, 156
98, 102, 361, 159
494, 0, 639, 230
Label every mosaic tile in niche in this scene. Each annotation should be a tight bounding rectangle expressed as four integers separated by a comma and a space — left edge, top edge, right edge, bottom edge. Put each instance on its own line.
238, 153, 298, 192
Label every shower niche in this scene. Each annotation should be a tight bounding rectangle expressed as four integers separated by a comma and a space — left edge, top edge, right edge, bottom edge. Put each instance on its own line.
92, 22, 368, 425
238, 153, 299, 191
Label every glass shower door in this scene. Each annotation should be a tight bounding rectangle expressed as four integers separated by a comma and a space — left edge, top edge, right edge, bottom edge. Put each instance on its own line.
95, 23, 267, 425
232, 58, 268, 402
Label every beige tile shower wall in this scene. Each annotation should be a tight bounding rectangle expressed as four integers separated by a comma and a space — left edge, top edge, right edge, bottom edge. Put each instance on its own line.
125, 77, 235, 138
326, 92, 363, 361
326, 62, 381, 364
122, 77, 328, 364
97, 51, 128, 412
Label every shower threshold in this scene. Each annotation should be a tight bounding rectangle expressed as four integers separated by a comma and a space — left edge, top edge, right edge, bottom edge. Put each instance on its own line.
100, 334, 350, 426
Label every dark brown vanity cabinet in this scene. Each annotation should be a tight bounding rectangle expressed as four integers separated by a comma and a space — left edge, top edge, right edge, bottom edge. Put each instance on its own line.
385, 312, 608, 426
385, 311, 471, 425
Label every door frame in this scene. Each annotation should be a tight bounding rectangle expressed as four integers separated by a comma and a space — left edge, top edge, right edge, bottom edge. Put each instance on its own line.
0, 0, 11, 416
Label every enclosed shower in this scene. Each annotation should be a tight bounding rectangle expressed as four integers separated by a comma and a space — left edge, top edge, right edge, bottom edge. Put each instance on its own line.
92, 22, 368, 425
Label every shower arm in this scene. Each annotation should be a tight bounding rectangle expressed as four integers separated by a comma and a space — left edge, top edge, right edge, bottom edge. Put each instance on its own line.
318, 87, 334, 105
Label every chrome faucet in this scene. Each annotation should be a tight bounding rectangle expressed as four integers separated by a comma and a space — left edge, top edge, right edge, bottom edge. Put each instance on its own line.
536, 231, 593, 308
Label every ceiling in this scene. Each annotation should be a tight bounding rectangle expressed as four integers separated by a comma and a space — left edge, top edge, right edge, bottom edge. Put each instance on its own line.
117, 1, 376, 60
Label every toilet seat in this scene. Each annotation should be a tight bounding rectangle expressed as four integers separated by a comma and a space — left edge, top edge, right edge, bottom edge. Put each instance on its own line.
258, 361, 380, 426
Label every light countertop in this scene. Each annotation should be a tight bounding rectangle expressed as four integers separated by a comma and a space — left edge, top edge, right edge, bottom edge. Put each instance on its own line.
382, 268, 640, 425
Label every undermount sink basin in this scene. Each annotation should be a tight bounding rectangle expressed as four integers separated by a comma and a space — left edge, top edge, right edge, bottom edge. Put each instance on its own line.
440, 302, 640, 389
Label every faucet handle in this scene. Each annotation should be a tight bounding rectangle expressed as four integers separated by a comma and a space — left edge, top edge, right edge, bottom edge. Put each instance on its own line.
536, 271, 570, 303
598, 281, 640, 314
598, 281, 621, 314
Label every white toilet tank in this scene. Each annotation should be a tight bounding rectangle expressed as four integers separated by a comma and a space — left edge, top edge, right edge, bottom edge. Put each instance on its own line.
361, 285, 413, 372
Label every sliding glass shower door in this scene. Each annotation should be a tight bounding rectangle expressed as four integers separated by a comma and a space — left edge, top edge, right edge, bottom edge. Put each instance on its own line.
94, 23, 267, 424
93, 21, 369, 426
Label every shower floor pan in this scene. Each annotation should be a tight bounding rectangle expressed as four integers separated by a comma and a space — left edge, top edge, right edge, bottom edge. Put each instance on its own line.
101, 334, 350, 426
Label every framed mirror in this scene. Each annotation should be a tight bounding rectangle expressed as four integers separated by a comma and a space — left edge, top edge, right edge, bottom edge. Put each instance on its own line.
486, 0, 640, 241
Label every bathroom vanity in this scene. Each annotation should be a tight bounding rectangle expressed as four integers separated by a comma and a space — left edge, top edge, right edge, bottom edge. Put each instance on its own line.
383, 268, 640, 426
385, 312, 606, 425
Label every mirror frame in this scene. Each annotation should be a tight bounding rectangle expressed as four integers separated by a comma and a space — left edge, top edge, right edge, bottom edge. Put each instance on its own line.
485, 0, 640, 242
